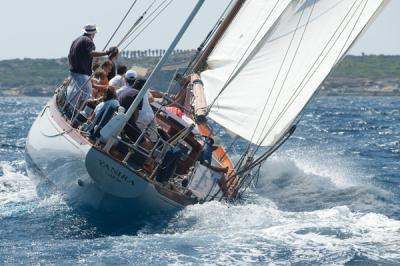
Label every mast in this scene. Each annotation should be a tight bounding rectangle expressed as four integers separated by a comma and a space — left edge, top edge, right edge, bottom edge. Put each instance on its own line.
103, 0, 206, 152
192, 0, 245, 72
172, 0, 245, 109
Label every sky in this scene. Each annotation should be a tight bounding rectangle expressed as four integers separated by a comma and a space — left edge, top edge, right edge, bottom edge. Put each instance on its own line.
0, 0, 398, 60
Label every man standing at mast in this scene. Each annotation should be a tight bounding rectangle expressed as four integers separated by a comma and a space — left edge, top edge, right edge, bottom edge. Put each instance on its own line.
66, 24, 118, 117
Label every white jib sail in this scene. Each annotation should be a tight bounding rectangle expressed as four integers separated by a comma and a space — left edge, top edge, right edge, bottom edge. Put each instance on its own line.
201, 0, 387, 147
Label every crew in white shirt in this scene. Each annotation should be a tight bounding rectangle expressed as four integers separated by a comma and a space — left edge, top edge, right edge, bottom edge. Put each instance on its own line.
109, 65, 129, 90
116, 70, 138, 97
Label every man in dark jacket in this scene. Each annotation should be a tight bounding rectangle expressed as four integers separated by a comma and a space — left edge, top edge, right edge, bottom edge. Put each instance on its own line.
66, 24, 118, 117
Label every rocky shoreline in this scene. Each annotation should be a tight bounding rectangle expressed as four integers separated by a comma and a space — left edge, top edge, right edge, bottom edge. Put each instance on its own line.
319, 77, 400, 96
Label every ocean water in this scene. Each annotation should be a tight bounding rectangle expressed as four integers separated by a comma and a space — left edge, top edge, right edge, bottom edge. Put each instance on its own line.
0, 96, 399, 265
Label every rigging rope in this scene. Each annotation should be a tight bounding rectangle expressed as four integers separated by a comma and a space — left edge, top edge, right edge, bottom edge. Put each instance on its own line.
183, 0, 235, 75
232, 1, 309, 177
121, 0, 175, 51
224, 0, 371, 196
231, 124, 295, 196
228, 0, 360, 168
205, 0, 283, 115
333, 0, 371, 65
117, 0, 158, 48
250, 0, 315, 152
183, 19, 222, 75
121, 0, 168, 45
243, 2, 361, 166
103, 0, 139, 51
251, 0, 367, 157
235, 1, 370, 192
205, 0, 285, 172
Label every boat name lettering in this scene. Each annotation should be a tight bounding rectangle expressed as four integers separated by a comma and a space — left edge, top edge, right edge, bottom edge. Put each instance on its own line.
98, 159, 134, 186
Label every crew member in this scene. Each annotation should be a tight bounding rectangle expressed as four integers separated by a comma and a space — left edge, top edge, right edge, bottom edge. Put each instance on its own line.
116, 70, 138, 97
109, 64, 128, 90
65, 24, 118, 117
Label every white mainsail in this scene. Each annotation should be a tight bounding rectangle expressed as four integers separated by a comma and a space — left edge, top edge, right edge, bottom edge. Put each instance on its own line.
205, 0, 291, 70
201, 0, 387, 147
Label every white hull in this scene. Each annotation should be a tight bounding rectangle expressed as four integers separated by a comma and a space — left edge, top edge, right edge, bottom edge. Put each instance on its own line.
25, 98, 184, 216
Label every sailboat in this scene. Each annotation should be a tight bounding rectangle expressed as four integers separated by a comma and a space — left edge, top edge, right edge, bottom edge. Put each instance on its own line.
25, 0, 390, 216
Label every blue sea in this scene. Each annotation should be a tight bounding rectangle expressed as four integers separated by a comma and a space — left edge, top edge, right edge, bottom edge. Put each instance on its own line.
0, 96, 399, 265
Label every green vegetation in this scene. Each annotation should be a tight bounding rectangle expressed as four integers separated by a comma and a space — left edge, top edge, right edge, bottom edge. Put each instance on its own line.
0, 58, 68, 88
0, 52, 398, 96
331, 55, 400, 80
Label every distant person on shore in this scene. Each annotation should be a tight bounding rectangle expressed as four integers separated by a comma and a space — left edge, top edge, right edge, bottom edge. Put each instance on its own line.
65, 24, 118, 117
109, 64, 128, 90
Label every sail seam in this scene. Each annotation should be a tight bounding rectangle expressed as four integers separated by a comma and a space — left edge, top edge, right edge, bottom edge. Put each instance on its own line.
206, 0, 286, 115
244, 0, 370, 176
255, 0, 366, 149
251, 0, 317, 150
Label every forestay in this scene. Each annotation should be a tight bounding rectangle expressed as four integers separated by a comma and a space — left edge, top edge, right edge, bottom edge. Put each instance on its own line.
201, 0, 387, 147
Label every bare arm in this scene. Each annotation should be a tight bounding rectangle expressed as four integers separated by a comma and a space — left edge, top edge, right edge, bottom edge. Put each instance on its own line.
91, 46, 119, 58
90, 51, 109, 58
149, 89, 164, 100
92, 82, 110, 91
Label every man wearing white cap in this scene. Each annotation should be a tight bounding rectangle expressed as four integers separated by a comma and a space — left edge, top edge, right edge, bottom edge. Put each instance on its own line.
66, 24, 118, 117
116, 70, 138, 97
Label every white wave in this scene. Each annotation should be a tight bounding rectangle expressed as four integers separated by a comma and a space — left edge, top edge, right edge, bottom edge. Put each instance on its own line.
36, 193, 67, 209
82, 150, 399, 264
276, 150, 357, 188
61, 149, 400, 264
75, 201, 400, 265
251, 152, 394, 215
176, 202, 400, 263
0, 161, 40, 218
0, 161, 37, 205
